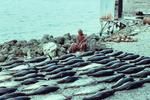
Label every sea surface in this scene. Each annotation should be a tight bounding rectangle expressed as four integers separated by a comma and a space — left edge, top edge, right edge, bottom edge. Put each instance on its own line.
0, 0, 115, 43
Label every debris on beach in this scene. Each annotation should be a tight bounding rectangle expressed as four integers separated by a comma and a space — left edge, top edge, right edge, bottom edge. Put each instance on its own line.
103, 34, 138, 43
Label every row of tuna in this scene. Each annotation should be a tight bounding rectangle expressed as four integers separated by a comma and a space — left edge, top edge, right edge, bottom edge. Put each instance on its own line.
0, 48, 150, 100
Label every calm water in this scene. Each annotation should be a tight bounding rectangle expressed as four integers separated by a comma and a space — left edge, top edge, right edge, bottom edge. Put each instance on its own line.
0, 0, 114, 43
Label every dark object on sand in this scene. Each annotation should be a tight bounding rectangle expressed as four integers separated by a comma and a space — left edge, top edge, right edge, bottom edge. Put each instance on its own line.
62, 59, 84, 65
130, 70, 150, 78
1, 59, 24, 66
129, 56, 144, 63
41, 65, 64, 72
106, 62, 127, 69
88, 69, 114, 77
13, 70, 38, 77
99, 49, 113, 54
7, 96, 30, 100
14, 73, 44, 81
57, 76, 79, 84
136, 11, 144, 16
94, 58, 117, 64
135, 59, 150, 65
57, 54, 75, 60
107, 51, 123, 57
21, 78, 40, 85
87, 55, 109, 62
113, 80, 144, 91
114, 64, 136, 71
0, 87, 17, 96
79, 51, 95, 57
27, 85, 59, 95
0, 92, 27, 100
48, 71, 76, 79
83, 89, 115, 100
111, 77, 134, 89
45, 66, 73, 75
97, 74, 125, 83
25, 56, 47, 63
118, 66, 145, 74
120, 54, 139, 61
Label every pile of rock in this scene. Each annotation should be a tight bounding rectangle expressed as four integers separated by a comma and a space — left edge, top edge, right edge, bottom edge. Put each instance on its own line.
0, 39, 43, 62
0, 33, 106, 63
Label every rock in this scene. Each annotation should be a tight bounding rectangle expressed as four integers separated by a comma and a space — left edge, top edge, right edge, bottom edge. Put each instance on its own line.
1, 48, 9, 54
15, 49, 24, 57
42, 42, 58, 58
0, 54, 7, 62
9, 46, 18, 54
16, 40, 28, 47
49, 36, 55, 42
21, 47, 29, 56
63, 43, 71, 50
2, 43, 10, 50
87, 38, 97, 51
55, 37, 65, 45
28, 39, 39, 46
88, 33, 99, 41
7, 40, 18, 46
64, 33, 72, 40
7, 54, 18, 61
57, 46, 67, 56
41, 34, 50, 43
34, 48, 44, 57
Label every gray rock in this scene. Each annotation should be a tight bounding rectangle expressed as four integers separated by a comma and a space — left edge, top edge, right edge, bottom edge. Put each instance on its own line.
0, 54, 7, 62
28, 39, 39, 46
88, 33, 99, 41
41, 34, 50, 43
87, 38, 97, 51
9, 47, 18, 54
1, 48, 9, 54
16, 40, 28, 47
15, 49, 24, 57
64, 33, 72, 40
2, 43, 10, 50
7, 40, 18, 46
7, 54, 16, 60
55, 37, 65, 45
63, 43, 71, 50
21, 47, 29, 56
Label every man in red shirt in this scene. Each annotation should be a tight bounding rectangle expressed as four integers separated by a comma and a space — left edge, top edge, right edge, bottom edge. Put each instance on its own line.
69, 29, 87, 53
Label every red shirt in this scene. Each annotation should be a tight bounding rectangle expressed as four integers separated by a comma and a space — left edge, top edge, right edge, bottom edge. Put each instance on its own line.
77, 33, 86, 45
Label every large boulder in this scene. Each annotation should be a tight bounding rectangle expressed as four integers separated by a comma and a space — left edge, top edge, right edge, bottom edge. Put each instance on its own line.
7, 40, 18, 46
0, 54, 7, 62
64, 33, 72, 40
55, 37, 65, 45
87, 34, 100, 51
16, 40, 28, 47
42, 42, 58, 58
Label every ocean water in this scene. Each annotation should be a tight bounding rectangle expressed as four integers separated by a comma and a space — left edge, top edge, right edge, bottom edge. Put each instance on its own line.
0, 0, 115, 43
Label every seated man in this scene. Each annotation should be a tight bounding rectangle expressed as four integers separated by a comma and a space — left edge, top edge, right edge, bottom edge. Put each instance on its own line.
69, 29, 87, 53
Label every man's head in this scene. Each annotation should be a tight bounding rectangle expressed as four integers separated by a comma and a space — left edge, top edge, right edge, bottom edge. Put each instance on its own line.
78, 29, 83, 36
